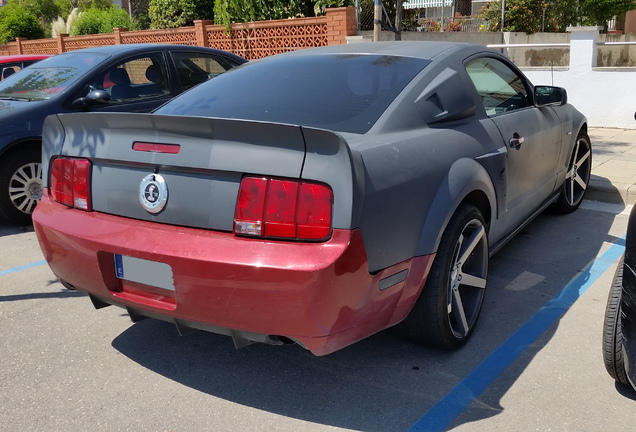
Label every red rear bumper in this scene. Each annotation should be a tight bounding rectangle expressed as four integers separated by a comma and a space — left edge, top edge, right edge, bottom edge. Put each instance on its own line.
33, 193, 434, 355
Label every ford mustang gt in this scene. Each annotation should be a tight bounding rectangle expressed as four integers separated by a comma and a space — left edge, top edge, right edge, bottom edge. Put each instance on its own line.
33, 42, 591, 356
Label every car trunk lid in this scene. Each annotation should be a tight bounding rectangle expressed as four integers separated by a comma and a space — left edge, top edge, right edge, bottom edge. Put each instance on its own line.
43, 113, 307, 231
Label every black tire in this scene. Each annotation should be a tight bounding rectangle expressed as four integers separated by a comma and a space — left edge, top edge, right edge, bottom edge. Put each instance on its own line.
552, 130, 592, 214
602, 256, 630, 385
0, 149, 43, 225
400, 203, 489, 350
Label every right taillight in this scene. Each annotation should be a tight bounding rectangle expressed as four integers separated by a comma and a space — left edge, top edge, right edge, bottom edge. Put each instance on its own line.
234, 176, 333, 241
49, 157, 92, 211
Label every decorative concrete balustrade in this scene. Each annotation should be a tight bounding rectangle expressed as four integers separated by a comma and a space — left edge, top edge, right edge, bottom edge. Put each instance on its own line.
0, 7, 357, 60
522, 26, 636, 129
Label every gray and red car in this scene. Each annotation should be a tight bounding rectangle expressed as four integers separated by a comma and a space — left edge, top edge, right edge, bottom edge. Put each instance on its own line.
33, 42, 591, 355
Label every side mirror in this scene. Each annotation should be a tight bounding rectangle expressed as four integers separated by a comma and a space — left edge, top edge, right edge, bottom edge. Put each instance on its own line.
72, 89, 111, 108
534, 86, 567, 107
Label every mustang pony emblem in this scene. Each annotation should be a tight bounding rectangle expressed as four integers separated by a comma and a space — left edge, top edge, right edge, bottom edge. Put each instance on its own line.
139, 174, 168, 214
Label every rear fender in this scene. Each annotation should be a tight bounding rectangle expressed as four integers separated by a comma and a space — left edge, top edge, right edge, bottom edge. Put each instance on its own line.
41, 115, 66, 187
300, 127, 363, 230
415, 157, 496, 257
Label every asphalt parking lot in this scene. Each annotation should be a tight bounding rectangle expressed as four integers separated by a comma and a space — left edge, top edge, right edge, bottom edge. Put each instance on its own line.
2, 199, 636, 432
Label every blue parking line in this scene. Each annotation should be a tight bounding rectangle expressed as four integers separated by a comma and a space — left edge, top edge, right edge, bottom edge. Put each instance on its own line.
408, 239, 626, 432
0, 260, 47, 277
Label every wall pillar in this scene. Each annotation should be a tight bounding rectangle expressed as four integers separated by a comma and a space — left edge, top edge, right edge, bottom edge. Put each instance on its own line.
114, 28, 129, 45
56, 33, 67, 53
625, 10, 636, 35
194, 20, 213, 47
15, 37, 25, 54
326, 7, 357, 45
567, 26, 603, 70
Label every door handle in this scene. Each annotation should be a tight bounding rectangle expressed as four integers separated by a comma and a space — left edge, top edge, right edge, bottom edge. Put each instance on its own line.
509, 133, 524, 149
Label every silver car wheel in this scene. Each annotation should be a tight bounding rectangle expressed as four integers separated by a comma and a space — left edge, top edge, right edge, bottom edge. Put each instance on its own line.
564, 135, 591, 207
9, 161, 43, 215
447, 218, 488, 339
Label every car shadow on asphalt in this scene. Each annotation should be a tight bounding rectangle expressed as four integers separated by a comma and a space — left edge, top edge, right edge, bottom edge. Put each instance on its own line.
0, 221, 34, 238
109, 206, 625, 431
0, 289, 84, 303
615, 381, 636, 400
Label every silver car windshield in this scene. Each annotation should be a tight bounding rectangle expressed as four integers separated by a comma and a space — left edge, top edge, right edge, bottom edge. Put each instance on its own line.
0, 52, 110, 101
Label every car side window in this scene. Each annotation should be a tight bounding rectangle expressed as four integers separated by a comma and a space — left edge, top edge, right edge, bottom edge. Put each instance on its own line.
171, 52, 228, 91
1, 62, 22, 80
83, 54, 169, 103
466, 57, 530, 116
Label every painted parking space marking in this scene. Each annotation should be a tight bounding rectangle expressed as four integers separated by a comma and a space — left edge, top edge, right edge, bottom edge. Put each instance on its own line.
0, 260, 46, 277
580, 200, 632, 215
407, 238, 626, 432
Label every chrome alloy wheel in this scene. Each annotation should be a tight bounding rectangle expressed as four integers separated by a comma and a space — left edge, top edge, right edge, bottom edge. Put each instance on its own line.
447, 218, 488, 339
563, 135, 592, 207
9, 161, 43, 215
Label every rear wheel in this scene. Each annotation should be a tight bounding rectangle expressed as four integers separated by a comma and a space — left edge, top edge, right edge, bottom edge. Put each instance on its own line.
602, 256, 630, 385
0, 149, 43, 225
400, 203, 488, 350
553, 131, 591, 213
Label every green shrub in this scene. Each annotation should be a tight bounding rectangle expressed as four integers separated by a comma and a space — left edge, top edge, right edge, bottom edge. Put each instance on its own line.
70, 6, 134, 36
149, 0, 196, 29
0, 6, 46, 43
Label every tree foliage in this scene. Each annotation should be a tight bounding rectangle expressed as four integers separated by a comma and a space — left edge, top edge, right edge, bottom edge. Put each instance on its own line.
70, 6, 133, 35
77, 0, 114, 12
580, 0, 636, 28
314, 0, 354, 14
0, 5, 46, 43
148, 0, 199, 29
129, 0, 152, 30
214, 0, 302, 28
481, 0, 636, 33
479, 0, 548, 34
543, 0, 579, 32
11, 0, 61, 24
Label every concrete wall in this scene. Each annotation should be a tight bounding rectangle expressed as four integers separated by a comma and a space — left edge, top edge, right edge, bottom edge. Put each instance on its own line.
504, 32, 570, 67
358, 30, 502, 46
359, 30, 636, 67
521, 27, 636, 129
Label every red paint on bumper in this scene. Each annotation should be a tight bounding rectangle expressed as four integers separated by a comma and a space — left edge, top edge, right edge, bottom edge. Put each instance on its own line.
33, 192, 434, 355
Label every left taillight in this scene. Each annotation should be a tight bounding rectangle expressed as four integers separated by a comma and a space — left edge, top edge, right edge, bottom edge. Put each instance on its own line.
49, 157, 92, 211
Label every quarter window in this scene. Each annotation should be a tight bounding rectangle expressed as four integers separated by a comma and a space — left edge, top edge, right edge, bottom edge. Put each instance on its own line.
466, 57, 530, 116
171, 52, 228, 91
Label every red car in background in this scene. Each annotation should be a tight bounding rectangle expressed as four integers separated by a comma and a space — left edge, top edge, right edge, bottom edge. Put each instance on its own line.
0, 54, 52, 80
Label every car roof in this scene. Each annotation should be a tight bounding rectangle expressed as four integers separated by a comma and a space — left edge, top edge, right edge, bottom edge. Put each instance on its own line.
0, 54, 52, 63
277, 41, 493, 61
59, 44, 231, 56
49, 44, 247, 65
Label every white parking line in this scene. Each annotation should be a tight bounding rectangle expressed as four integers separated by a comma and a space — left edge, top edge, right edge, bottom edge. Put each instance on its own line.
581, 200, 632, 215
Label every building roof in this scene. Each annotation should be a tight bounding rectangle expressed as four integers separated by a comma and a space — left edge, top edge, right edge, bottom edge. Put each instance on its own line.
404, 0, 454, 9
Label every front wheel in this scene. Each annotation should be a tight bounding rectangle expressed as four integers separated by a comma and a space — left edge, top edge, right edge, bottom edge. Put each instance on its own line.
400, 203, 489, 350
0, 149, 43, 225
553, 131, 592, 213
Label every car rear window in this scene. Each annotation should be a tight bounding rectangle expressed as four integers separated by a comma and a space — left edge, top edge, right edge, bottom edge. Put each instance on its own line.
156, 54, 430, 134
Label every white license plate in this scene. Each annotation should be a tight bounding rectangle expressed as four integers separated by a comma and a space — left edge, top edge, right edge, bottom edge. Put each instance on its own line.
114, 254, 175, 291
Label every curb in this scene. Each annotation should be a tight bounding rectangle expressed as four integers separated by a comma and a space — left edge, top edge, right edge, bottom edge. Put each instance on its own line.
587, 177, 635, 205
